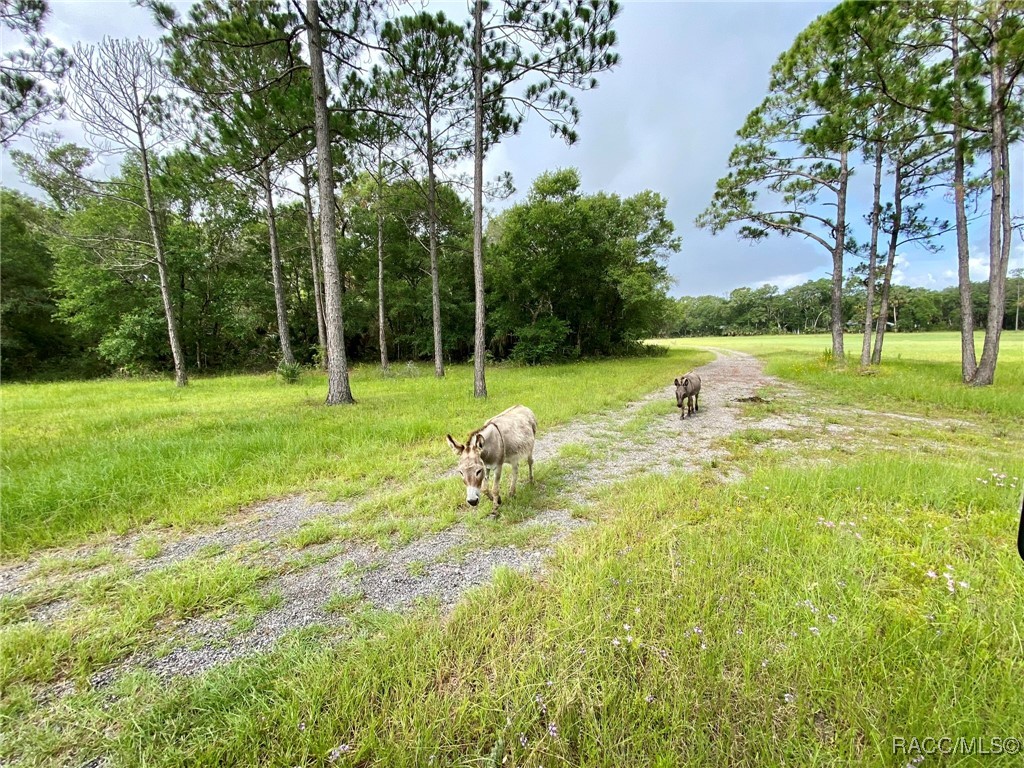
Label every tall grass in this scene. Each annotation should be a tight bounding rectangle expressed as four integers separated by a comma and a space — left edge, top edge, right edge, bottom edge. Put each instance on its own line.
2, 333, 1023, 766
8, 455, 1020, 767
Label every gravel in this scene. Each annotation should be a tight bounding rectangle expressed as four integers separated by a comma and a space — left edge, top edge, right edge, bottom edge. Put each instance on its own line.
7, 349, 846, 690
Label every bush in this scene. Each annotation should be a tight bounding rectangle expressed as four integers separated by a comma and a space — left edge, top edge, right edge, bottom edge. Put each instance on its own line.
510, 317, 572, 365
276, 360, 302, 384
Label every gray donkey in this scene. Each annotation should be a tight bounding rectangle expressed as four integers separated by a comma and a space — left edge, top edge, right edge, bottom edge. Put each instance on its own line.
447, 405, 537, 508
674, 373, 701, 419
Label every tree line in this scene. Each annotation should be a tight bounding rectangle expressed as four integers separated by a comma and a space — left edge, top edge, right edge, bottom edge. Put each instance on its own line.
698, 0, 1022, 384
1, 165, 676, 379
660, 274, 1024, 338
2, 0, 628, 399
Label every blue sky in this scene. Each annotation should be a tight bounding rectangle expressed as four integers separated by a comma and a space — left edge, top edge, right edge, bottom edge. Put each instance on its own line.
3, 0, 1022, 297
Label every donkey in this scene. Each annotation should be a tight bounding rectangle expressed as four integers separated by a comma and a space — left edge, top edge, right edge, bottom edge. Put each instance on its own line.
446, 405, 537, 509
674, 372, 701, 419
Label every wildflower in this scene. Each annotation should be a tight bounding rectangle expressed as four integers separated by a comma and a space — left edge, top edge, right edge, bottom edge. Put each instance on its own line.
809, 626, 820, 636
736, 628, 744, 636
612, 637, 621, 647
548, 722, 559, 739
328, 744, 351, 762
926, 570, 937, 579
958, 581, 969, 589
299, 721, 307, 732
700, 642, 707, 650
518, 733, 528, 748
827, 614, 837, 624
635, 607, 641, 614
645, 694, 656, 704
623, 624, 631, 631
546, 680, 553, 687
854, 533, 863, 540
625, 635, 634, 644
783, 693, 795, 704
693, 626, 703, 635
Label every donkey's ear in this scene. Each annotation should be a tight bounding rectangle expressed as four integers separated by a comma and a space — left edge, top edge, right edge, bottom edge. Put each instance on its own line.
446, 434, 464, 453
673, 378, 680, 386
473, 433, 485, 450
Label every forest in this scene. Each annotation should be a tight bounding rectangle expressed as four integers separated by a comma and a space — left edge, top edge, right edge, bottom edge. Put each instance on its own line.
1, 0, 1021, 394
661, 274, 1024, 338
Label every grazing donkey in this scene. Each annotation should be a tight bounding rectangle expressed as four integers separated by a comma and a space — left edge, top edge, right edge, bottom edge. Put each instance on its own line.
446, 405, 537, 509
674, 373, 701, 419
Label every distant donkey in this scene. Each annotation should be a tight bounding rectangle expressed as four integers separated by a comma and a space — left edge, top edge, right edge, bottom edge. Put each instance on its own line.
674, 373, 701, 419
447, 405, 537, 509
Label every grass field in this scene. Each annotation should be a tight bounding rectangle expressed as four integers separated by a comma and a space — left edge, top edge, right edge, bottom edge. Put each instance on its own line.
1, 334, 1022, 767
0, 352, 706, 557
664, 331, 1024, 421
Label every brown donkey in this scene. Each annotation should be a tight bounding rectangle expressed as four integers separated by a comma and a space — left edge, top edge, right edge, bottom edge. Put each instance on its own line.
674, 373, 701, 419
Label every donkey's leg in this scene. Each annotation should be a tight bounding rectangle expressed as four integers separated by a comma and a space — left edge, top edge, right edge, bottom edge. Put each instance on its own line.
695, 393, 700, 412
509, 462, 520, 497
491, 464, 503, 506
528, 454, 534, 483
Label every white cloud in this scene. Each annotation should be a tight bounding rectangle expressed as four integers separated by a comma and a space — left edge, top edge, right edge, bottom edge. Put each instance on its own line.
968, 246, 992, 281
762, 272, 814, 290
905, 272, 938, 288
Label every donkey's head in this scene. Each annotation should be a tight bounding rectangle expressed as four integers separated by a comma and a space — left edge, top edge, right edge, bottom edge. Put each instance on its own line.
674, 376, 693, 409
446, 432, 486, 506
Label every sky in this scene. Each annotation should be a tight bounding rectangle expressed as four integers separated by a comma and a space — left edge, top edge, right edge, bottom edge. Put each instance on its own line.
2, 0, 1022, 297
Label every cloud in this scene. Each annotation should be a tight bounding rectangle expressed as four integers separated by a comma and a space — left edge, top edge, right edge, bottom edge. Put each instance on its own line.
761, 272, 815, 290
968, 246, 991, 281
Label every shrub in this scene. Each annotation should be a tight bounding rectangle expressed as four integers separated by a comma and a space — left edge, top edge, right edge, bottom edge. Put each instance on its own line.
276, 360, 302, 384
510, 317, 572, 365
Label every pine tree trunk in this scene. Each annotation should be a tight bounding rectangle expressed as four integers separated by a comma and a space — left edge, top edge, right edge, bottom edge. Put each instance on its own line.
972, 7, 1010, 387
951, 15, 977, 383
137, 125, 187, 387
861, 140, 882, 367
306, 0, 354, 404
830, 146, 848, 364
301, 156, 327, 363
872, 160, 903, 365
262, 161, 295, 366
376, 173, 389, 371
426, 122, 445, 378
471, 0, 487, 398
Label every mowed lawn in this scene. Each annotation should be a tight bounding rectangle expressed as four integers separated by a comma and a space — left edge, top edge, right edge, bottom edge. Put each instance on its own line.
1, 334, 1023, 767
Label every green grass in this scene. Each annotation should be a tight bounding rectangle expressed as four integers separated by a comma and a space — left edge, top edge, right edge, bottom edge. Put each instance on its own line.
2, 334, 1022, 766
1, 352, 708, 557
662, 330, 1024, 421
7, 452, 1019, 767
0, 555, 269, 691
